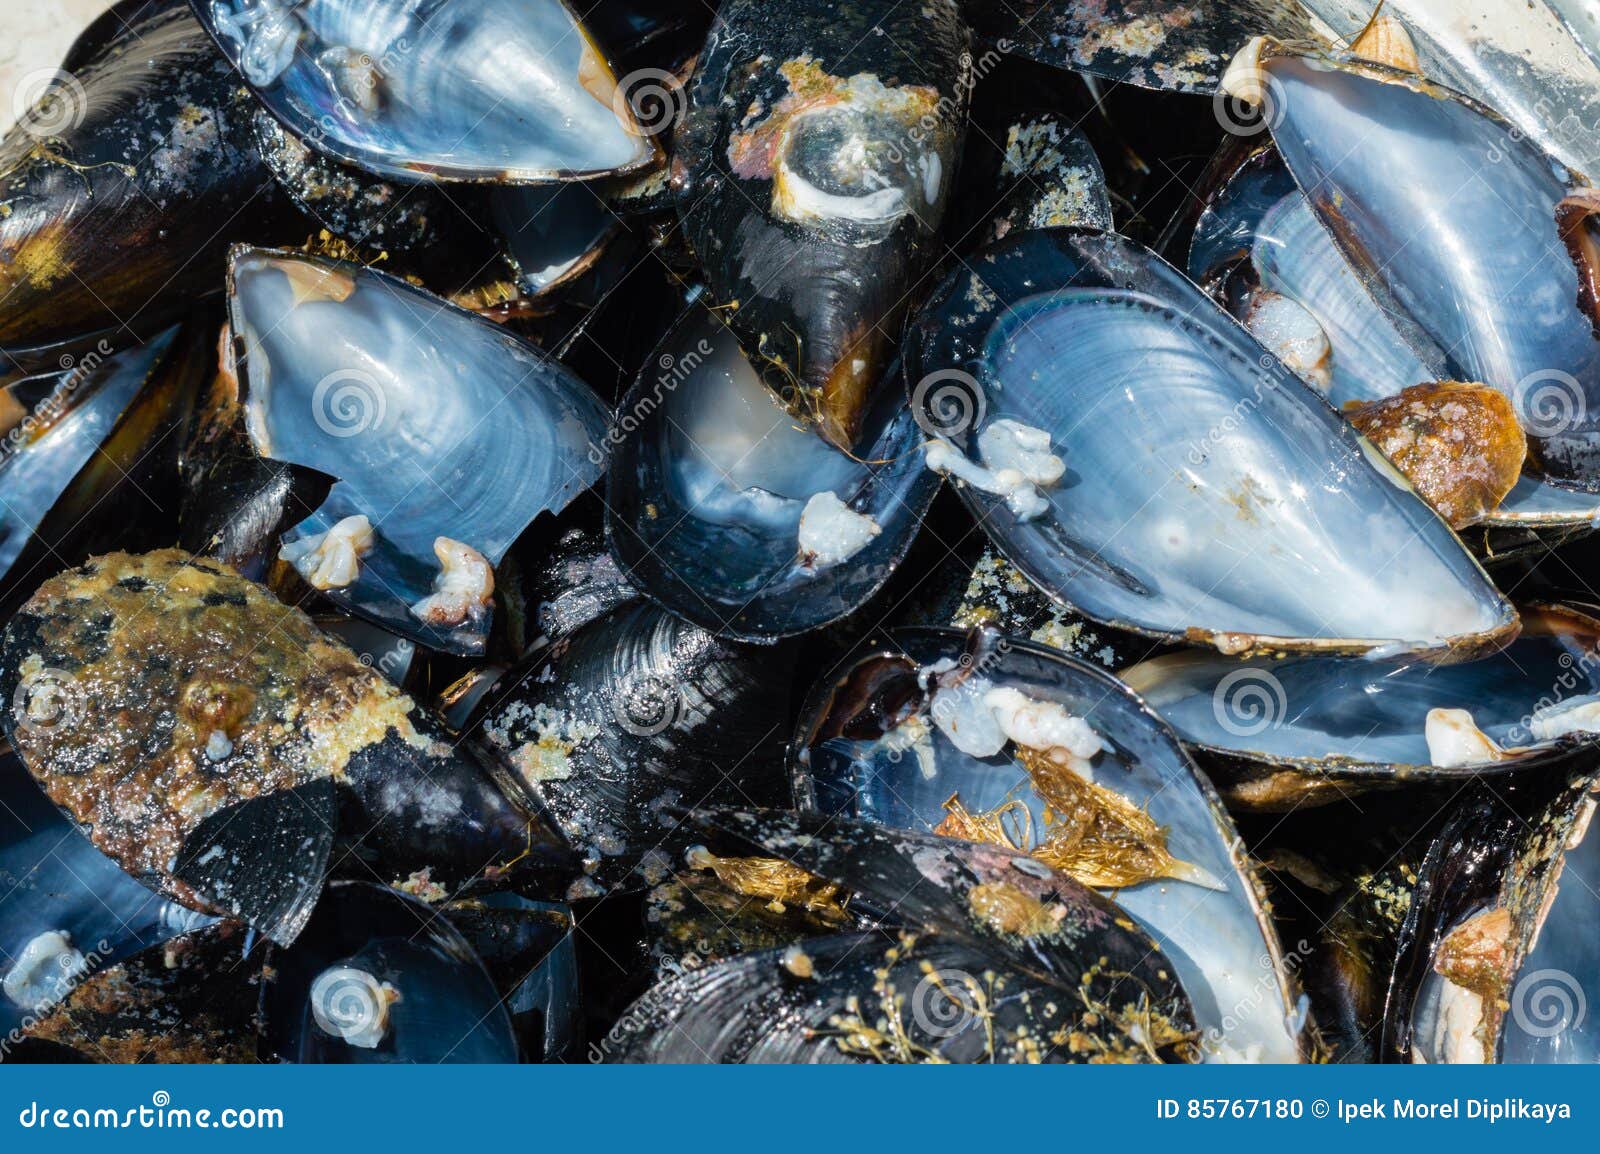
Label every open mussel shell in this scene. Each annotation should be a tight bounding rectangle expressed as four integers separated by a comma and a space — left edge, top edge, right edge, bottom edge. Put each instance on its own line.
1389, 772, 1598, 1063
193, 0, 658, 183
1190, 131, 1600, 553
0, 750, 216, 1040
634, 806, 1198, 1063
490, 183, 621, 301
0, 1, 292, 355
227, 246, 609, 654
444, 895, 582, 1062
673, 0, 971, 452
0, 550, 563, 946
793, 625, 1305, 1062
1124, 604, 1600, 810
904, 227, 1516, 659
262, 881, 516, 1063
605, 308, 939, 641
0, 321, 208, 612
473, 600, 793, 894
1258, 49, 1600, 489
15, 921, 261, 1063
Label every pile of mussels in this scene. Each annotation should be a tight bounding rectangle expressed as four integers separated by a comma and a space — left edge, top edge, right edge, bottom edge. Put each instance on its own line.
0, 0, 1598, 1065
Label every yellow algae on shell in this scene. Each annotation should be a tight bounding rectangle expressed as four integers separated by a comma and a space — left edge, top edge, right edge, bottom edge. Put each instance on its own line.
4, 549, 426, 885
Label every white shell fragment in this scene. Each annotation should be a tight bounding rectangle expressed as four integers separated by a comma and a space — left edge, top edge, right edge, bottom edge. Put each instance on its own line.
409, 538, 494, 627
310, 965, 399, 1050
797, 491, 881, 570
1243, 291, 1332, 393
3, 930, 87, 1013
924, 419, 1064, 520
280, 514, 375, 590
1528, 695, 1600, 741
1425, 708, 1509, 767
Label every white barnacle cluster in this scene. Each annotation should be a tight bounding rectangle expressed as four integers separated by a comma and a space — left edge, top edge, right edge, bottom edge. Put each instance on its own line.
924, 419, 1065, 521
797, 491, 881, 570
409, 537, 495, 628
281, 514, 375, 590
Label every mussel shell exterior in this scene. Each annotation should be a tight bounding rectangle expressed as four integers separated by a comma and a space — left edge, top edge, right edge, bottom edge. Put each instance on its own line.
969, 0, 1327, 94
605, 308, 939, 641
261, 881, 516, 1063
0, 1, 289, 354
249, 108, 452, 253
0, 750, 217, 1040
904, 227, 1517, 659
793, 626, 1304, 1061
1388, 772, 1598, 1062
0, 550, 559, 944
672, 806, 1199, 1061
18, 922, 261, 1063
227, 246, 610, 654
444, 895, 582, 1063
608, 929, 1147, 1063
673, 0, 971, 451
194, 0, 659, 183
1124, 604, 1600, 809
473, 601, 793, 893
984, 111, 1113, 241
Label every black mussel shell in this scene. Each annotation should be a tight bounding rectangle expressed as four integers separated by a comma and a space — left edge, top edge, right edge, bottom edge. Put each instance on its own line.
605, 307, 939, 641
0, 750, 217, 1041
0, 319, 209, 616
444, 894, 582, 1062
673, 0, 971, 451
16, 922, 261, 1063
474, 601, 793, 894
1388, 770, 1599, 1063
0, 1, 293, 355
1124, 603, 1600, 810
262, 882, 516, 1063
622, 806, 1198, 1062
0, 550, 565, 945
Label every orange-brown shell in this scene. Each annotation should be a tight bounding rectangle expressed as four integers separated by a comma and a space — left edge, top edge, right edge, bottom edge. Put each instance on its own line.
1345, 382, 1526, 528
2, 549, 423, 885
